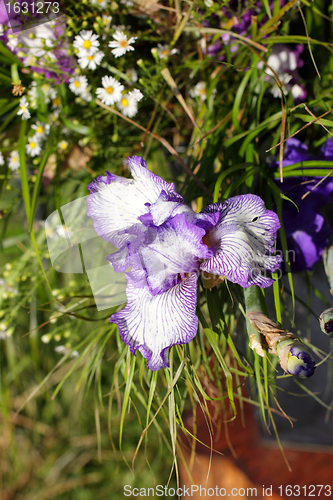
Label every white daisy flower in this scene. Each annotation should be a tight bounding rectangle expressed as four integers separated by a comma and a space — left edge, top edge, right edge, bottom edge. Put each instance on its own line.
31, 121, 50, 140
26, 136, 42, 157
78, 50, 104, 70
126, 67, 138, 82
189, 81, 207, 101
51, 95, 62, 109
69, 75, 88, 96
90, 0, 108, 8
28, 81, 38, 103
0, 152, 4, 166
23, 53, 38, 67
0, 24, 4, 37
156, 44, 179, 59
41, 83, 57, 103
96, 75, 124, 105
128, 89, 143, 101
102, 15, 112, 29
117, 94, 138, 118
28, 82, 56, 108
17, 96, 31, 120
8, 151, 20, 171
56, 224, 74, 239
73, 30, 100, 56
108, 30, 137, 58
58, 140, 68, 151
7, 35, 19, 51
81, 90, 93, 102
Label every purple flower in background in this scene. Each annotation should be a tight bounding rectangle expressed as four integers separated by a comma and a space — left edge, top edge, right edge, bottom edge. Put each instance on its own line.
87, 156, 281, 370
273, 138, 333, 272
201, 1, 287, 60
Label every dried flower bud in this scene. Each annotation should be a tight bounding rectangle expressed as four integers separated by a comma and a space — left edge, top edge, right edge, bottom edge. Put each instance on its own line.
319, 308, 333, 336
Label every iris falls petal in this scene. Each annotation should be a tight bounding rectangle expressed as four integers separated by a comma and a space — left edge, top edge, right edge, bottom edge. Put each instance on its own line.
110, 273, 199, 370
200, 194, 281, 288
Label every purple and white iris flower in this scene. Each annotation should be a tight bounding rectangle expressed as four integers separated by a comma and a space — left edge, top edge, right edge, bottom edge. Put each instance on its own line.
87, 156, 281, 370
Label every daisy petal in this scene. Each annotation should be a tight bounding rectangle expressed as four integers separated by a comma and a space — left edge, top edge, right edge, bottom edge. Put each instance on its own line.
200, 194, 282, 288
110, 273, 199, 370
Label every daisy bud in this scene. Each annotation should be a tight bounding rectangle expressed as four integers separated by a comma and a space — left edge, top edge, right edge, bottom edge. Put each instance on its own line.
136, 59, 145, 69
277, 339, 315, 378
319, 308, 333, 336
151, 47, 159, 61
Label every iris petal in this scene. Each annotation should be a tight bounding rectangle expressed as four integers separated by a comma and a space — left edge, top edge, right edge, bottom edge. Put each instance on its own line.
142, 190, 220, 231
110, 273, 199, 370
134, 213, 213, 295
200, 194, 281, 288
87, 156, 176, 248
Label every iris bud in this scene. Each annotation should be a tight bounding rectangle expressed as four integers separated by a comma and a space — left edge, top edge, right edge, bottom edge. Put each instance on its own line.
277, 339, 315, 378
319, 308, 333, 336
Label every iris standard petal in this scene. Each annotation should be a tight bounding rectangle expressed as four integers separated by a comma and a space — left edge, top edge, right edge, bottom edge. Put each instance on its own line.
110, 273, 199, 370
133, 213, 213, 295
87, 156, 176, 248
142, 190, 221, 231
200, 194, 281, 288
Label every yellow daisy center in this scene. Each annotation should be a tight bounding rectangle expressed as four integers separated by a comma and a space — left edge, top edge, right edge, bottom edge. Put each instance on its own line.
74, 81, 81, 87
120, 40, 128, 48
106, 86, 114, 94
87, 55, 94, 60
199, 88, 206, 94
12, 156, 17, 162
162, 49, 169, 56
30, 142, 36, 149
53, 97, 61, 106
37, 126, 44, 134
21, 105, 26, 111
83, 40, 91, 49
121, 98, 128, 107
